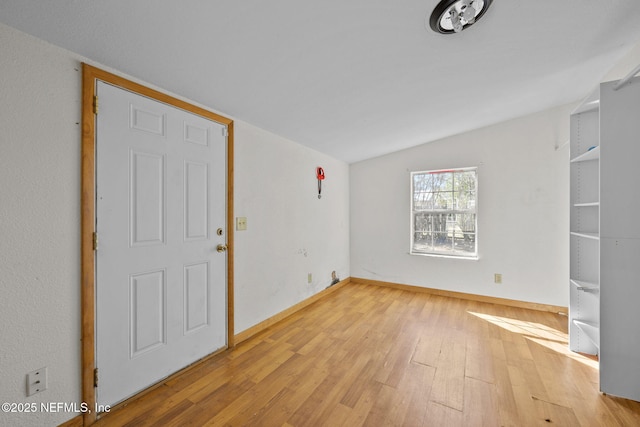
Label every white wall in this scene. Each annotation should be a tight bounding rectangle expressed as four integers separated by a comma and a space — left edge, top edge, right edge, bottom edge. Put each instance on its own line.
0, 22, 349, 426
350, 105, 573, 307
234, 122, 350, 333
0, 23, 83, 427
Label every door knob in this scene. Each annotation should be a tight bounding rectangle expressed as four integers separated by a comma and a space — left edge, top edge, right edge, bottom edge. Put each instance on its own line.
216, 244, 228, 253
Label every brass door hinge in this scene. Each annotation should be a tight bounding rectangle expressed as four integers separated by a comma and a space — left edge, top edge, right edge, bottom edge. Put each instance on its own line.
94, 368, 99, 388
93, 95, 99, 115
93, 232, 99, 251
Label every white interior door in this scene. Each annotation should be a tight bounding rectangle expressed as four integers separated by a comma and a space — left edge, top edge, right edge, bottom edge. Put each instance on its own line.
95, 81, 227, 406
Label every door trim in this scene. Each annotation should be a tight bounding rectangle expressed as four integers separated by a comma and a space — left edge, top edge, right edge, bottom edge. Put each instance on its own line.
81, 63, 234, 425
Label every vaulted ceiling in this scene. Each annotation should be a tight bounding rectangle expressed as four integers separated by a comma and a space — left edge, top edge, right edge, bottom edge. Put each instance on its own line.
2, 1, 640, 163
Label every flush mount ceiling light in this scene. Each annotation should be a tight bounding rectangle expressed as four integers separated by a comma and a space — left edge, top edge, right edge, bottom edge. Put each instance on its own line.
429, 0, 493, 34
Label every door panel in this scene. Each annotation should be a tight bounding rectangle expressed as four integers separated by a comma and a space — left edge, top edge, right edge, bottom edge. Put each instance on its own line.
130, 150, 165, 246
130, 270, 166, 357
184, 160, 208, 240
184, 262, 209, 333
95, 81, 227, 406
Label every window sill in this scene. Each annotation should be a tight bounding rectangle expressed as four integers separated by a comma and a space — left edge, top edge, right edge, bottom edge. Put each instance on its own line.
409, 252, 479, 261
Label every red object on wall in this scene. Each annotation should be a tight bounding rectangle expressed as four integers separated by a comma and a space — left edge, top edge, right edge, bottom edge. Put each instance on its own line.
316, 167, 324, 199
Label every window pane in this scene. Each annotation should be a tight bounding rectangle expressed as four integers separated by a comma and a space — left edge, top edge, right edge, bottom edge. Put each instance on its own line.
457, 213, 476, 233
431, 213, 447, 233
454, 233, 476, 254
413, 232, 434, 252
455, 191, 476, 210
411, 168, 477, 258
433, 191, 453, 210
450, 213, 475, 254
433, 232, 452, 253
413, 173, 433, 192
413, 191, 433, 210
431, 172, 453, 192
414, 213, 431, 233
446, 216, 464, 240
455, 171, 476, 192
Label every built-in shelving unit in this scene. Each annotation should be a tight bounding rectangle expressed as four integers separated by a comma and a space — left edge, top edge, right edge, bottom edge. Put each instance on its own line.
569, 231, 599, 240
569, 86, 600, 356
573, 319, 600, 350
569, 279, 599, 293
569, 75, 640, 402
570, 145, 600, 163
573, 202, 599, 208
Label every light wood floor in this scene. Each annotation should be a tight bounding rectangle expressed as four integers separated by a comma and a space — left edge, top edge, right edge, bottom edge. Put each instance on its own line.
94, 283, 640, 426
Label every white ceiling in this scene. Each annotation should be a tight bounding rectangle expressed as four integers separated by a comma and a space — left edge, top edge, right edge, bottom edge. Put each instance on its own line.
2, 1, 640, 163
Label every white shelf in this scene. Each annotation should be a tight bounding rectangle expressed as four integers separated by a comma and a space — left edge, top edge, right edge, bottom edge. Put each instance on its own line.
570, 146, 600, 163
570, 231, 600, 240
570, 279, 599, 293
573, 319, 600, 350
573, 202, 599, 207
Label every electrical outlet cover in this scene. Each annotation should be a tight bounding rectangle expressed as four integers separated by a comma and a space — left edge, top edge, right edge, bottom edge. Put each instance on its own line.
27, 367, 47, 396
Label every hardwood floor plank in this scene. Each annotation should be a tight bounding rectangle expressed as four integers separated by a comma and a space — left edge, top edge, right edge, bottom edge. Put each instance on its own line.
288, 351, 370, 426
424, 401, 464, 426
602, 395, 640, 427
400, 362, 435, 427
295, 330, 330, 356
207, 353, 313, 426
342, 380, 385, 427
411, 333, 443, 368
429, 338, 467, 411
93, 384, 176, 426
463, 377, 499, 427
376, 360, 436, 427
492, 361, 524, 426
361, 383, 400, 426
253, 366, 332, 425
532, 396, 582, 426
92, 282, 640, 427
374, 330, 418, 388
465, 336, 495, 384
340, 360, 380, 408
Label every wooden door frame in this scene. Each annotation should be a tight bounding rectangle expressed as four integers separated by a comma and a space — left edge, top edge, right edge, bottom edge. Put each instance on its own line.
80, 63, 234, 425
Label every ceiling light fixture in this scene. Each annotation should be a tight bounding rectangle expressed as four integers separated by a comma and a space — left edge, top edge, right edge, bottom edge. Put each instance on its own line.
429, 0, 493, 34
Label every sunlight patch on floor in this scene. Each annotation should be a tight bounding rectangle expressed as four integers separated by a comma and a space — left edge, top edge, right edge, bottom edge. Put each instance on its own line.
467, 311, 598, 369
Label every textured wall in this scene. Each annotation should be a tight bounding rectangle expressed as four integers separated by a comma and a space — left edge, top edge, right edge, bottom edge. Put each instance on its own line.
0, 23, 83, 427
233, 121, 350, 333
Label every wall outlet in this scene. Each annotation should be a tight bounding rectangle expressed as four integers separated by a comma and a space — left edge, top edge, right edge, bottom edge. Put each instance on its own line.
236, 217, 247, 231
494, 273, 503, 284
27, 367, 47, 396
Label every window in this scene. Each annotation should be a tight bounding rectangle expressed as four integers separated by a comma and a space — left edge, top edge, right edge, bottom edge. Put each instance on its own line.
411, 168, 477, 258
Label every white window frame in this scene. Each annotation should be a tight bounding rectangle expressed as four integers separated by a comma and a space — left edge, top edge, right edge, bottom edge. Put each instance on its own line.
410, 167, 478, 259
